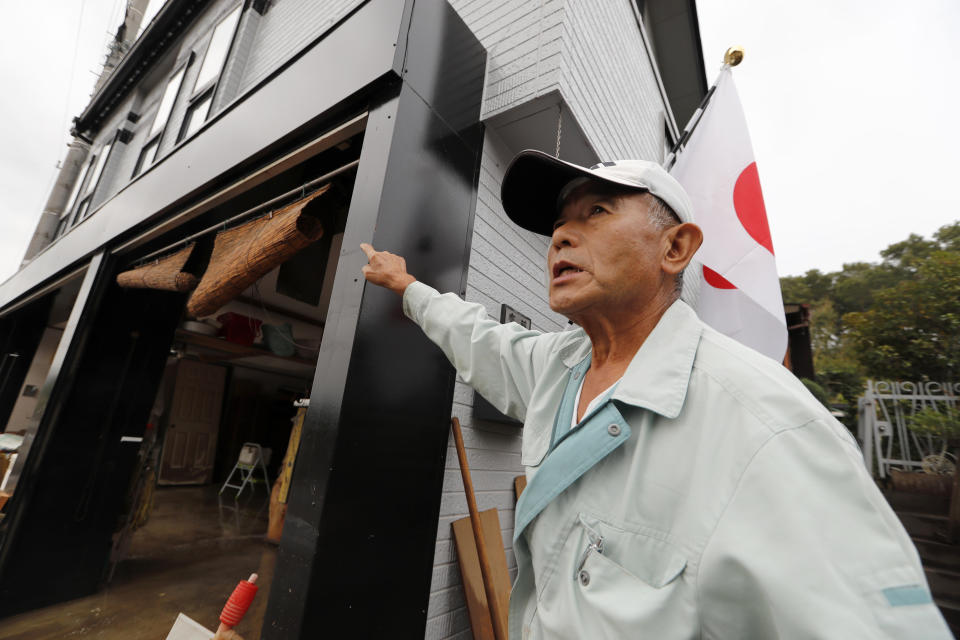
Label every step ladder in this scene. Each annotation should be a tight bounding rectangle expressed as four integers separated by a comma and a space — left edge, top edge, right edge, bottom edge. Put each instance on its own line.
220, 442, 270, 501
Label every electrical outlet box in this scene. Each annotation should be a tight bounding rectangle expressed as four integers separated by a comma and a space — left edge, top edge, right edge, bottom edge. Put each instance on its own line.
500, 304, 531, 329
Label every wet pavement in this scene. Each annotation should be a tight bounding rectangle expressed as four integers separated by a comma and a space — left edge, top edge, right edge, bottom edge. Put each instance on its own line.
0, 485, 276, 639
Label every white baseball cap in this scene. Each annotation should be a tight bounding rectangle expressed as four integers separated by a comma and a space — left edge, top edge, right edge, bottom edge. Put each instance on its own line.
500, 150, 695, 236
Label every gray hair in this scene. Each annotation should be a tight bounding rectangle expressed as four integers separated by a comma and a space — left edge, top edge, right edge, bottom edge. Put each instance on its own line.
645, 193, 685, 297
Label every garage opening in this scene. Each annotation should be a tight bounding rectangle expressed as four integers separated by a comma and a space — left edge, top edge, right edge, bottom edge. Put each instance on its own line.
0, 122, 361, 637
0, 271, 86, 508
112, 135, 356, 636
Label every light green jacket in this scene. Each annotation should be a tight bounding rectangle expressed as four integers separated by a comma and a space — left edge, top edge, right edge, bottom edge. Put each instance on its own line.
403, 281, 951, 639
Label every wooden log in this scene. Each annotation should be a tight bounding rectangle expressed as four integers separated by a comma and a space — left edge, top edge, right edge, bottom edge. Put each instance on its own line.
116, 243, 199, 292
186, 186, 329, 318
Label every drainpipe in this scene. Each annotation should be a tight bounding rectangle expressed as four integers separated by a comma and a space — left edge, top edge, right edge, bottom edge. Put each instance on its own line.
20, 138, 90, 264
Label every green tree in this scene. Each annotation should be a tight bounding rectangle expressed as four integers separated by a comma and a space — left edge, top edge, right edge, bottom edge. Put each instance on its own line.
809, 299, 865, 403
780, 269, 833, 304
779, 221, 960, 393
846, 251, 960, 381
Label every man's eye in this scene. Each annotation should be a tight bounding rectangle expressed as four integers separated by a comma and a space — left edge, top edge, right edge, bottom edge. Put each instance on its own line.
553, 220, 565, 231
590, 206, 606, 216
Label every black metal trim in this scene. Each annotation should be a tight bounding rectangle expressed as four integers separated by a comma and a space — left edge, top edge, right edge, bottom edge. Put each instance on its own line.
0, 254, 105, 595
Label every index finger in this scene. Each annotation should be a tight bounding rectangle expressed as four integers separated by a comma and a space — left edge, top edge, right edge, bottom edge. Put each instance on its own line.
360, 243, 376, 259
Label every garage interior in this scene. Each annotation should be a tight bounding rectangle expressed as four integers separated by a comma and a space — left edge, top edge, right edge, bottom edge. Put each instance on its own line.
0, 123, 361, 639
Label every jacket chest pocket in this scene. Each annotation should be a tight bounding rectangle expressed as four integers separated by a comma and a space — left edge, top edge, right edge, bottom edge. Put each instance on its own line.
574, 514, 686, 587
537, 514, 691, 637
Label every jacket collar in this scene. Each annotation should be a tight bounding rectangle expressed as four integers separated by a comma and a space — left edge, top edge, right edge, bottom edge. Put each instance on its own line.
558, 300, 703, 419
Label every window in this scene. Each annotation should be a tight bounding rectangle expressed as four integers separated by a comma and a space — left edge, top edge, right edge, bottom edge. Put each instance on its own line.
71, 199, 91, 226
181, 90, 213, 140
53, 215, 70, 240
63, 154, 95, 220
133, 65, 187, 177
66, 140, 115, 226
150, 66, 186, 140
133, 136, 160, 177
196, 6, 241, 90
178, 6, 241, 142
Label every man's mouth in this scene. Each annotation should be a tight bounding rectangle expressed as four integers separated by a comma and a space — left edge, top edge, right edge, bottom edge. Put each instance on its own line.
552, 260, 585, 279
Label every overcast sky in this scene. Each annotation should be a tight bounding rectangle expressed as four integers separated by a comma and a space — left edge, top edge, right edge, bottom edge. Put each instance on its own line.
1, 0, 958, 284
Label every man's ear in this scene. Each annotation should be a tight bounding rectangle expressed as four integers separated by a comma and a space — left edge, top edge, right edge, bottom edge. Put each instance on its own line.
662, 223, 703, 275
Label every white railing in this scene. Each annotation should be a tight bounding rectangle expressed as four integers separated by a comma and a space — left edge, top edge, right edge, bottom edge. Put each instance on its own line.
858, 380, 960, 478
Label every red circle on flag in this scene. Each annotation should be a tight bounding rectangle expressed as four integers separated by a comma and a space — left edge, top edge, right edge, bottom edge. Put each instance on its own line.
703, 265, 736, 289
733, 162, 774, 255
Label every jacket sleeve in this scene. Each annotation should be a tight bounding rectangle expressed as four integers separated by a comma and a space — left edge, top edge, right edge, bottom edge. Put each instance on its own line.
403, 281, 557, 422
697, 418, 952, 639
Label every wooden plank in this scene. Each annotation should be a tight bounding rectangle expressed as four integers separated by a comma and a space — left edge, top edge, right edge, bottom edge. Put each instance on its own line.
514, 475, 526, 500
278, 407, 306, 504
268, 406, 307, 542
452, 508, 511, 640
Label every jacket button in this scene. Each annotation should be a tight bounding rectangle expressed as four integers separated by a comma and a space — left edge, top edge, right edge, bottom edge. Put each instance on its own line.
579, 570, 590, 586
607, 423, 621, 436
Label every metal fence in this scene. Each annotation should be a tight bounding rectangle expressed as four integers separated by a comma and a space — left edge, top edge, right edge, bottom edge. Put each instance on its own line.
858, 380, 960, 478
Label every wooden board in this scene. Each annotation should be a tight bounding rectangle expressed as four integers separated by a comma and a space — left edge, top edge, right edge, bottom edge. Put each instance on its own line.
452, 508, 511, 640
278, 407, 306, 503
267, 406, 306, 542
514, 475, 527, 500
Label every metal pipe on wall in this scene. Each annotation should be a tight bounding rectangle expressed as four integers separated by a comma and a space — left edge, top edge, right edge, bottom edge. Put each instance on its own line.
21, 139, 90, 264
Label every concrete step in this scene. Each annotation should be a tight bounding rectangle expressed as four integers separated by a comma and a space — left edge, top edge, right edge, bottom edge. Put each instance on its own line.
900, 512, 949, 539
926, 566, 960, 603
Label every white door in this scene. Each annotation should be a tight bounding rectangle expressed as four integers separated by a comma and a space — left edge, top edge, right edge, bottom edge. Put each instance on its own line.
158, 359, 227, 485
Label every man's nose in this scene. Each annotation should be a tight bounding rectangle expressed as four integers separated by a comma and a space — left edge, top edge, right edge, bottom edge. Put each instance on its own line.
551, 222, 579, 249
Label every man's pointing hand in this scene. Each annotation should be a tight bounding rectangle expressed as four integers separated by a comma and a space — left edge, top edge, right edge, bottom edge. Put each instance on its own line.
360, 243, 417, 296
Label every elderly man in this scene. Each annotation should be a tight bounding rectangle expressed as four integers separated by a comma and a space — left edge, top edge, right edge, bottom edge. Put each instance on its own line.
361, 150, 950, 639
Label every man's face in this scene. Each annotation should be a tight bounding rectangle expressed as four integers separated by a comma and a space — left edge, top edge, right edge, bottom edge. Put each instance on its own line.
547, 181, 671, 319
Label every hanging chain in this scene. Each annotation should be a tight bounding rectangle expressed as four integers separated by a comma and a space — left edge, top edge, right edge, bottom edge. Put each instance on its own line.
555, 103, 563, 158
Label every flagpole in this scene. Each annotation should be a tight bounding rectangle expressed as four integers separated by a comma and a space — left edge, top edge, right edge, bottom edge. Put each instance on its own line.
663, 46, 745, 171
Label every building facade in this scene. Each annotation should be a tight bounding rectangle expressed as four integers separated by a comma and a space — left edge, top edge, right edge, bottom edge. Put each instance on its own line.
0, 1, 705, 637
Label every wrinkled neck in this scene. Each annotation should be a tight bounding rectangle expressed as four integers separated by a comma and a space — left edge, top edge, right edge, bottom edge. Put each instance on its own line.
573, 293, 674, 372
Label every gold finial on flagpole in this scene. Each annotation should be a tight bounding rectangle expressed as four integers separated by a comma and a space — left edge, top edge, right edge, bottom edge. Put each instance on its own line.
723, 46, 745, 66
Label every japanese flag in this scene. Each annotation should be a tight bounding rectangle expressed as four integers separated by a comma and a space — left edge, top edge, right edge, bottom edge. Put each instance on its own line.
670, 67, 787, 362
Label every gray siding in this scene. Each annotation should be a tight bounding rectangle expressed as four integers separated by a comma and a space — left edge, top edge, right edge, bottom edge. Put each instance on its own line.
238, 0, 364, 94
452, 0, 565, 119
423, 130, 568, 640
425, 2, 672, 638
561, 0, 666, 161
